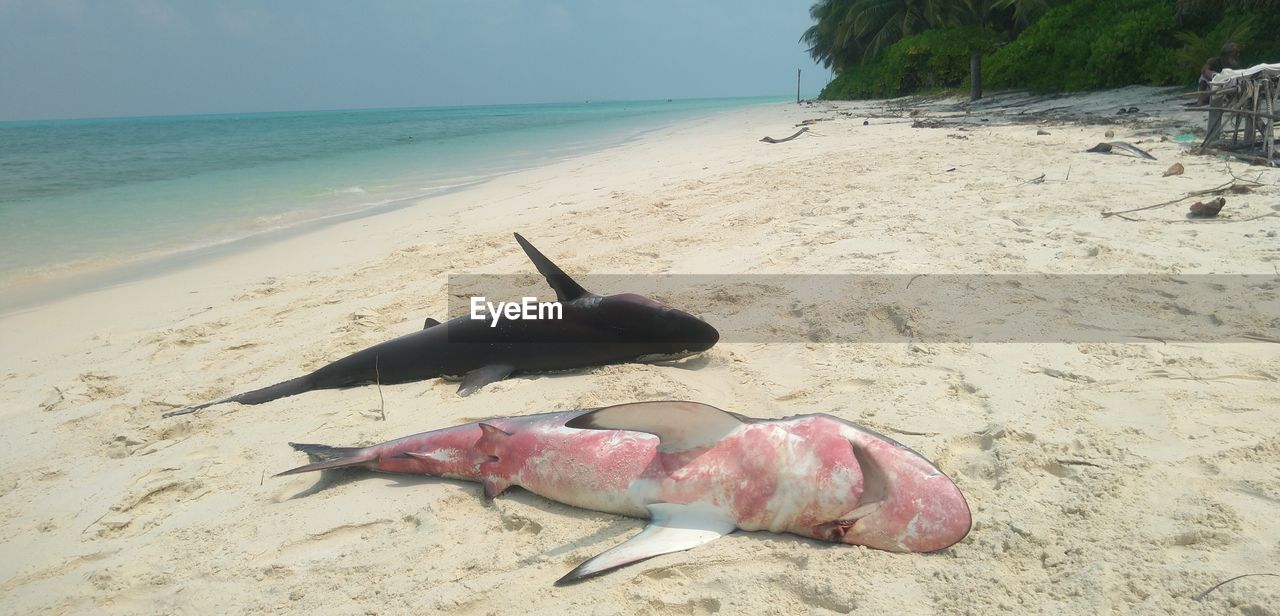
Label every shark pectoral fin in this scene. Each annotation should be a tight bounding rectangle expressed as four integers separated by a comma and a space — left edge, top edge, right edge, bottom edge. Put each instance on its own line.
423, 318, 441, 329
564, 401, 747, 452
481, 477, 512, 500
555, 503, 735, 585
456, 365, 515, 397
513, 232, 591, 302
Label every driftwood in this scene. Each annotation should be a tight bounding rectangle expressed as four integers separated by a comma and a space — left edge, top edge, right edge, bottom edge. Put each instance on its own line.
1194, 106, 1280, 121
1101, 178, 1259, 218
760, 127, 809, 144
1179, 87, 1240, 97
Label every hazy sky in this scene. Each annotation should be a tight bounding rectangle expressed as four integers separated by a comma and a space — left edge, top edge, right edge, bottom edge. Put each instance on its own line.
0, 0, 828, 121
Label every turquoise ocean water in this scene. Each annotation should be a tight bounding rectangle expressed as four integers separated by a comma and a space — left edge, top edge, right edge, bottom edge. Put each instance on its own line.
0, 97, 777, 303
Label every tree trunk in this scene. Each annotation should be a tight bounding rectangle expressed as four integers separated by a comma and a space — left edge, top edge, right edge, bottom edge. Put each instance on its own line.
970, 53, 983, 101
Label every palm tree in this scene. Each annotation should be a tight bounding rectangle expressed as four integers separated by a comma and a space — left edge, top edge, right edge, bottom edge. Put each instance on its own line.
801, 0, 947, 71
803, 0, 1059, 99
801, 0, 858, 72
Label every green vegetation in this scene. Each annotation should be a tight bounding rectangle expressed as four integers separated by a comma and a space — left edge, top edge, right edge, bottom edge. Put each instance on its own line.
808, 0, 1280, 99
822, 27, 1000, 99
984, 0, 1181, 91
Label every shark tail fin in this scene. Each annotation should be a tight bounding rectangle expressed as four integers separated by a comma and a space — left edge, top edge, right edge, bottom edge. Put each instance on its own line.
275, 442, 376, 476
163, 375, 315, 418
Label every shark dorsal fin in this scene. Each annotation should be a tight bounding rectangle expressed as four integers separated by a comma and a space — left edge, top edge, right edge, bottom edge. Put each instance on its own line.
565, 401, 746, 452
513, 232, 591, 302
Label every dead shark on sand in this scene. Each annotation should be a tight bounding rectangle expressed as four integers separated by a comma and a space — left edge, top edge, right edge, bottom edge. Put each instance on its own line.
279, 401, 972, 584
165, 234, 719, 417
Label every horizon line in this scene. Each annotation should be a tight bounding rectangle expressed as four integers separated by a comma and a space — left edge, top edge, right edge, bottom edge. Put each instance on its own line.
0, 92, 810, 125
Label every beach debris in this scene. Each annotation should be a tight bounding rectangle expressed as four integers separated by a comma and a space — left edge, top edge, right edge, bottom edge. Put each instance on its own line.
1193, 573, 1280, 602
1117, 106, 1140, 115
1036, 129, 1051, 135
911, 118, 945, 129
350, 308, 381, 328
795, 118, 829, 127
1163, 163, 1185, 177
39, 387, 65, 412
1038, 367, 1097, 383
1086, 141, 1156, 160
1105, 130, 1115, 138
1188, 197, 1226, 218
863, 120, 869, 125
1102, 177, 1261, 219
760, 127, 809, 144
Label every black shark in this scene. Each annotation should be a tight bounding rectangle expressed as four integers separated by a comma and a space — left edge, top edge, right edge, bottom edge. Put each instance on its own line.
164, 233, 718, 417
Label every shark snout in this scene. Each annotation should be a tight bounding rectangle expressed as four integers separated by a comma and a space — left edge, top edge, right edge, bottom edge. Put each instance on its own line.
681, 312, 720, 350
654, 308, 718, 351
842, 469, 971, 553
828, 427, 973, 553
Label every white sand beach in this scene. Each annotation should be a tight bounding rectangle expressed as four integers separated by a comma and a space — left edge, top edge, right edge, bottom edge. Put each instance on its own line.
1, 89, 1277, 614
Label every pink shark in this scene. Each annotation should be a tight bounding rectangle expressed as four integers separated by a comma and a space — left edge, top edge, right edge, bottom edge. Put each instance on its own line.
279, 401, 971, 584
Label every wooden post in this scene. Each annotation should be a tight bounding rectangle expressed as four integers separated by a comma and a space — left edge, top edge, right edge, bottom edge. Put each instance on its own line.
797, 69, 802, 104
970, 53, 983, 101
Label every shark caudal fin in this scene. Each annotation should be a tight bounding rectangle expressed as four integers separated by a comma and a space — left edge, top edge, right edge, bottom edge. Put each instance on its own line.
275, 442, 376, 476
163, 375, 314, 418
513, 232, 591, 302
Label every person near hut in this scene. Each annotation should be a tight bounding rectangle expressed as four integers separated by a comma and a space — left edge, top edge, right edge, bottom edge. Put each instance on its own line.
1198, 42, 1242, 105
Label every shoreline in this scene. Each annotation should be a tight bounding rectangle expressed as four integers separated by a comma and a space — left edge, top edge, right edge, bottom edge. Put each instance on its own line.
1, 90, 1278, 613
0, 102, 785, 365
0, 177, 495, 318
0, 98, 779, 314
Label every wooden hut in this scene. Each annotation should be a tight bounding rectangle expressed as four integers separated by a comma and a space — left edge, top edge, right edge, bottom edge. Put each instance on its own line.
1200, 63, 1280, 164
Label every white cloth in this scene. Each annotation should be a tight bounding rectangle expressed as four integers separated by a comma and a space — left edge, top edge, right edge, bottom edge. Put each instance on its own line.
1211, 62, 1280, 86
